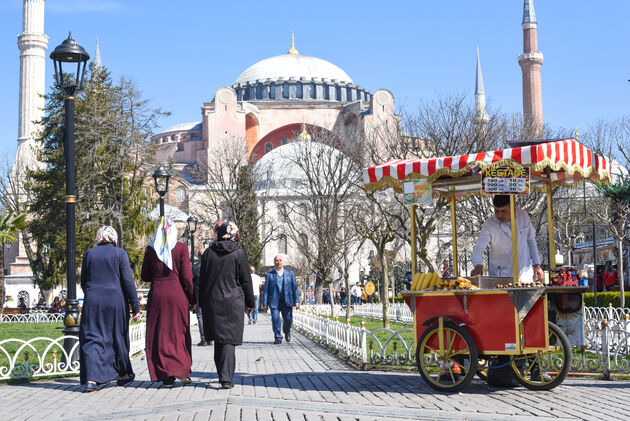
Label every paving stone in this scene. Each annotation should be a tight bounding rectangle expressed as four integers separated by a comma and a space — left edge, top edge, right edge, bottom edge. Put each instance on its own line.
2, 313, 630, 421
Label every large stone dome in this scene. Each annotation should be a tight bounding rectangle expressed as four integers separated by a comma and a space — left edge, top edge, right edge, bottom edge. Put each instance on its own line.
234, 54, 354, 85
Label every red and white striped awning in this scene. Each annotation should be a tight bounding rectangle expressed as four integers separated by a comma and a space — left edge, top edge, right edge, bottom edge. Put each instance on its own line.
363, 138, 611, 195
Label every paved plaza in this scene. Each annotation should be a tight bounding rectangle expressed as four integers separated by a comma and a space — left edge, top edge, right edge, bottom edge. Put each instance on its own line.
2, 315, 630, 421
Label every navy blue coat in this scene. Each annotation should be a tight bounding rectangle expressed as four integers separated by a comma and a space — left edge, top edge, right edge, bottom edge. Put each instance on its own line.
79, 243, 139, 384
262, 269, 299, 309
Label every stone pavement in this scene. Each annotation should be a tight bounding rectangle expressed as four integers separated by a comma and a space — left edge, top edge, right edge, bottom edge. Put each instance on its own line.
2, 314, 630, 421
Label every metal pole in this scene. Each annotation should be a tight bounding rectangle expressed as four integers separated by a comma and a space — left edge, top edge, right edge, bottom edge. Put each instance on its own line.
190, 231, 195, 266
410, 205, 417, 274
510, 195, 519, 282
593, 222, 598, 306
159, 196, 165, 218
450, 194, 458, 277
62, 90, 79, 362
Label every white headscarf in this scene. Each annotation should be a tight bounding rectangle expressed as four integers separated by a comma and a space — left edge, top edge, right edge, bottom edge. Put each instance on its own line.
149, 216, 178, 270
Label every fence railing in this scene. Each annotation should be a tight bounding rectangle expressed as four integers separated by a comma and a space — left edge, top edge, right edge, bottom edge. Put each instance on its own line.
0, 322, 146, 381
1, 312, 64, 323
297, 304, 630, 375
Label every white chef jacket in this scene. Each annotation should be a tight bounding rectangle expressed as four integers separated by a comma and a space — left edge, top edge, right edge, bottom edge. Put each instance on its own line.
472, 208, 541, 283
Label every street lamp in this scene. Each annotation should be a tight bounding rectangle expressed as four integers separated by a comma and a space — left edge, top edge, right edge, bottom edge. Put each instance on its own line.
569, 234, 577, 266
152, 166, 171, 217
187, 216, 198, 265
50, 33, 89, 360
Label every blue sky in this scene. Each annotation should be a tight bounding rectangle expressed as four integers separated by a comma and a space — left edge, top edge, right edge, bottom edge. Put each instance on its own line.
1, 0, 628, 163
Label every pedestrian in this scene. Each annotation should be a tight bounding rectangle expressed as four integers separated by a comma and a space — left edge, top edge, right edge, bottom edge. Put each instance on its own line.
198, 219, 255, 389
141, 217, 195, 387
351, 282, 362, 306
79, 226, 140, 393
192, 251, 212, 346
249, 266, 262, 324
261, 255, 300, 344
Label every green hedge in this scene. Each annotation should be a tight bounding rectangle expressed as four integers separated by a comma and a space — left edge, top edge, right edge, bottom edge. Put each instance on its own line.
583, 292, 630, 308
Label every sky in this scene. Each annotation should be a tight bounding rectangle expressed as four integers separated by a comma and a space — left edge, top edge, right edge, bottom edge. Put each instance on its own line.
0, 0, 629, 164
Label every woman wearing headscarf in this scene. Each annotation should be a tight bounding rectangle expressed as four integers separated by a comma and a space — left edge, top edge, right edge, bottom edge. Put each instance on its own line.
199, 219, 255, 389
79, 226, 140, 392
141, 217, 195, 387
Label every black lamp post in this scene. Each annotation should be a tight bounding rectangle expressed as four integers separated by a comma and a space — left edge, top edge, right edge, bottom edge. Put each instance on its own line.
152, 166, 171, 217
50, 34, 89, 359
187, 216, 198, 265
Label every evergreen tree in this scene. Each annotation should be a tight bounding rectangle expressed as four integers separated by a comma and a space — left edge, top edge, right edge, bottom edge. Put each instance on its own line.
234, 165, 263, 268
25, 64, 167, 290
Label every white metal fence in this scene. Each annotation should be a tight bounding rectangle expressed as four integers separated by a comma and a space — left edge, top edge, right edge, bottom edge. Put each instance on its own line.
1, 312, 64, 323
0, 322, 146, 381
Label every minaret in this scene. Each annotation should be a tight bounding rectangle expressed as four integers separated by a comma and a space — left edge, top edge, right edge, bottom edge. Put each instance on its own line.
94, 37, 102, 69
475, 47, 490, 123
15, 0, 48, 173
518, 0, 543, 135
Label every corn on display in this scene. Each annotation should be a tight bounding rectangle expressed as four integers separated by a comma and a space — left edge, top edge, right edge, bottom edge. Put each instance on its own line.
409, 273, 478, 291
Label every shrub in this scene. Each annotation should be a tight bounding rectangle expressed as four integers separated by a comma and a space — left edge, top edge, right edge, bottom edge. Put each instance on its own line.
583, 292, 630, 308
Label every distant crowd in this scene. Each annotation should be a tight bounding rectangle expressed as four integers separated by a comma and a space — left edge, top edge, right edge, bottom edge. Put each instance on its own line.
17, 296, 65, 314
322, 282, 374, 305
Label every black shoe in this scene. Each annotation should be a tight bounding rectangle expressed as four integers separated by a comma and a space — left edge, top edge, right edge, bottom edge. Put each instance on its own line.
220, 382, 233, 389
117, 372, 135, 386
197, 340, 207, 346
162, 376, 175, 387
274, 338, 282, 344
285, 333, 291, 343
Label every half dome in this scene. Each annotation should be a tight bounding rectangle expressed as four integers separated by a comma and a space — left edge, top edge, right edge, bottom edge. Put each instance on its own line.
234, 54, 353, 85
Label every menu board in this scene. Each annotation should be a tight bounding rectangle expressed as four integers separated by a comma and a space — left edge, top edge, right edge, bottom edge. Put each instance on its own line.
482, 166, 530, 194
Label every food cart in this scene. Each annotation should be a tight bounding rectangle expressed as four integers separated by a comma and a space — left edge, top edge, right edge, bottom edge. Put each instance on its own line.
362, 138, 611, 391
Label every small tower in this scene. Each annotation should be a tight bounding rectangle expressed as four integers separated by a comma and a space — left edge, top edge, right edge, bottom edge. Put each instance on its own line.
15, 0, 48, 173
518, 0, 544, 135
475, 47, 490, 123
94, 37, 102, 69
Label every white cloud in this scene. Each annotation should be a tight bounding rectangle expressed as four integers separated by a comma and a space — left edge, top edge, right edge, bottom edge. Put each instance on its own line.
47, 0, 124, 13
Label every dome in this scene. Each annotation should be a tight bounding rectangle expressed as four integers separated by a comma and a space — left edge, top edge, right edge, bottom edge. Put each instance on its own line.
161, 122, 202, 133
234, 54, 354, 86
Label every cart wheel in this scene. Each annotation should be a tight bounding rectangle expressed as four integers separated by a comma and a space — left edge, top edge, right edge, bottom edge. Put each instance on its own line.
416, 321, 478, 392
510, 322, 572, 391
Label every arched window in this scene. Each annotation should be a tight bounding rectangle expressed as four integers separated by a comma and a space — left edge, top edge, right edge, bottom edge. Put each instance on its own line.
269, 83, 276, 99
281, 137, 289, 145
278, 235, 288, 255
265, 143, 273, 154
282, 83, 289, 99
296, 83, 303, 98
310, 83, 316, 99
176, 186, 187, 203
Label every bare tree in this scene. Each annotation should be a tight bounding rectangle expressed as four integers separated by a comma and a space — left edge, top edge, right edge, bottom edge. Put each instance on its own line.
193, 136, 273, 266
264, 128, 363, 304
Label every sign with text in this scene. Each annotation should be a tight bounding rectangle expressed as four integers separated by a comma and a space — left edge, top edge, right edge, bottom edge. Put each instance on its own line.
403, 179, 433, 205
482, 166, 530, 194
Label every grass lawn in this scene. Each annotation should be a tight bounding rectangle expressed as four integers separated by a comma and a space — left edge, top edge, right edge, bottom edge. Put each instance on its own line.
0, 323, 67, 375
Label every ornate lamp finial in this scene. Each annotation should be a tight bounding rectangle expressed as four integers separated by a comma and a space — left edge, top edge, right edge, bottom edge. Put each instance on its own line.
297, 117, 311, 142
288, 31, 299, 55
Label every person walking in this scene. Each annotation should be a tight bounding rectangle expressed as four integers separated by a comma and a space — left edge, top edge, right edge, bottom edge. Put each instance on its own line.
141, 217, 195, 387
79, 226, 140, 393
198, 219, 255, 389
248, 266, 262, 324
262, 255, 300, 344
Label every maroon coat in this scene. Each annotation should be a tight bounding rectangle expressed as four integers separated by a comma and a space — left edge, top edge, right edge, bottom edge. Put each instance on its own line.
141, 242, 195, 382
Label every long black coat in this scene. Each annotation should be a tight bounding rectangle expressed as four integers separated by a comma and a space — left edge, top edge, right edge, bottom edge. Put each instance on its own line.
199, 241, 254, 345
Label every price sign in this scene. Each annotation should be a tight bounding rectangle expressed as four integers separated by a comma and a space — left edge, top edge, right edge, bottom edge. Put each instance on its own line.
482, 166, 530, 194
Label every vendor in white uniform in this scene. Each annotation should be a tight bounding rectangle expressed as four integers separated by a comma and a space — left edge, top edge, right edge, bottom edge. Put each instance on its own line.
471, 195, 544, 284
